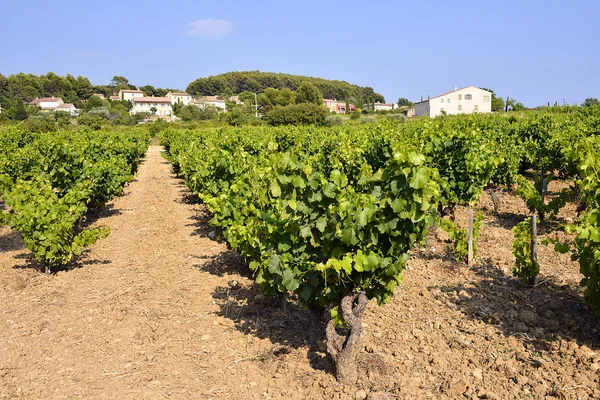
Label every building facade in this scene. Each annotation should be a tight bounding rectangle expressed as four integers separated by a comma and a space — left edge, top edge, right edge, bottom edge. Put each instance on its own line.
55, 103, 78, 116
166, 92, 192, 106
119, 90, 144, 102
414, 86, 492, 117
194, 96, 227, 111
322, 99, 356, 114
131, 97, 173, 117
30, 97, 64, 110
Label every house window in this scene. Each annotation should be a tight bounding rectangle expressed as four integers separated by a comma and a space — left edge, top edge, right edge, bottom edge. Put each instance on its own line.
465, 94, 472, 100
458, 94, 462, 100
474, 105, 479, 111
441, 98, 444, 103
447, 98, 451, 103
483, 95, 490, 102
458, 105, 462, 110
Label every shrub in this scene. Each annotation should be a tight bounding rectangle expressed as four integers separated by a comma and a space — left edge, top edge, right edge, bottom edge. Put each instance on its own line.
266, 103, 329, 126
325, 115, 344, 127
359, 116, 377, 124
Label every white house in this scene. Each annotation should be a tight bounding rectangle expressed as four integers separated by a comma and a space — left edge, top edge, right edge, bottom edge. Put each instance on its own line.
131, 97, 173, 117
414, 86, 492, 118
193, 96, 227, 111
166, 92, 192, 106
118, 89, 144, 102
109, 95, 120, 101
373, 103, 395, 111
55, 103, 78, 116
30, 97, 64, 110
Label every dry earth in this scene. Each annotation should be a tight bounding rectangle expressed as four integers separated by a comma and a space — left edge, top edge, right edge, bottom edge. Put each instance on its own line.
1, 146, 599, 399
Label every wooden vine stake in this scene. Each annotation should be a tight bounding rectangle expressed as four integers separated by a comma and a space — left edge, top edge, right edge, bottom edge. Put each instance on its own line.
531, 163, 544, 285
467, 207, 474, 266
531, 214, 539, 285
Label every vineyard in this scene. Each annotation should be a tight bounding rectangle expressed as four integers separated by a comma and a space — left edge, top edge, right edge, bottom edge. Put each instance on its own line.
0, 126, 150, 272
1, 109, 600, 398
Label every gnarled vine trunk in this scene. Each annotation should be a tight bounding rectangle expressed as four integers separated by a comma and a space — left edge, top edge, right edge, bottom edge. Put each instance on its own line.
325, 292, 368, 384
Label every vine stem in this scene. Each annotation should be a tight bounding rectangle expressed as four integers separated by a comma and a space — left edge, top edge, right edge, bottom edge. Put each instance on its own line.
467, 208, 474, 266
531, 214, 539, 285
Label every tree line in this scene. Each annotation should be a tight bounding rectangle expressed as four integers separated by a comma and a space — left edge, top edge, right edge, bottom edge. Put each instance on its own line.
186, 71, 386, 106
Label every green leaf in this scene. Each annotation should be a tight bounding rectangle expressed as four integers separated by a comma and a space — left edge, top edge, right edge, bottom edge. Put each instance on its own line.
270, 181, 281, 197
409, 167, 429, 189
282, 269, 299, 291
323, 183, 336, 198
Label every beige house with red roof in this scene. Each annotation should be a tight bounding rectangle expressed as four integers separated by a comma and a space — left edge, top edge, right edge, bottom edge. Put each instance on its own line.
131, 97, 172, 117
118, 89, 144, 102
166, 92, 192, 106
414, 86, 492, 117
193, 96, 227, 111
322, 99, 356, 114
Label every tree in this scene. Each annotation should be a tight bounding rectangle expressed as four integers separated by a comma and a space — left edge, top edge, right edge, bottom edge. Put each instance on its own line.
150, 107, 157, 115
10, 100, 28, 121
492, 96, 505, 112
295, 82, 322, 105
582, 98, 599, 107
84, 95, 106, 112
505, 97, 525, 112
397, 97, 413, 107
75, 76, 93, 99
173, 99, 184, 116
110, 76, 130, 87
139, 85, 157, 97
265, 103, 328, 126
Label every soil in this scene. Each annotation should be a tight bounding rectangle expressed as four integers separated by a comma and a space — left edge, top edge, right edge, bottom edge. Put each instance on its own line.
1, 147, 599, 399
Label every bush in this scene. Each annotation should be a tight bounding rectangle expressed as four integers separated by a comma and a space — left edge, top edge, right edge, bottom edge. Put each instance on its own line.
266, 103, 329, 126
88, 107, 110, 119
78, 114, 103, 130
386, 114, 407, 123
23, 114, 56, 133
359, 116, 377, 124
325, 115, 344, 127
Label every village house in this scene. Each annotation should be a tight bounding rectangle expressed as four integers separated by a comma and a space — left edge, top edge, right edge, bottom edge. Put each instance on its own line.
29, 97, 78, 115
109, 95, 120, 101
130, 97, 173, 117
322, 99, 356, 114
92, 93, 105, 99
193, 96, 227, 111
363, 103, 397, 111
55, 103, 78, 116
166, 92, 192, 106
414, 86, 492, 118
118, 89, 144, 102
30, 97, 64, 110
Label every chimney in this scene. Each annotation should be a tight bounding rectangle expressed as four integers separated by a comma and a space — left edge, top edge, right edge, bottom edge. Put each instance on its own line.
454, 86, 457, 91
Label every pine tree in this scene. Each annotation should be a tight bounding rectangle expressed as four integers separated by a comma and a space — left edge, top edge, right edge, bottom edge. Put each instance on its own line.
12, 100, 28, 121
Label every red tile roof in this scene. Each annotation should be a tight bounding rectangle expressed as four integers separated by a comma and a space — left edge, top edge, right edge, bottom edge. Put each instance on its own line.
120, 90, 143, 93
56, 103, 74, 108
30, 97, 62, 105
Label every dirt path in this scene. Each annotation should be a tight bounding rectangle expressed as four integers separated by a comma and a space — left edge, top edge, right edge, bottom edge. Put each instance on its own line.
1, 147, 599, 399
0, 146, 327, 399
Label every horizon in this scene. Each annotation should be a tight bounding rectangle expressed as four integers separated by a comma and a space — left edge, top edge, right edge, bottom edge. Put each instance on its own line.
1, 0, 598, 107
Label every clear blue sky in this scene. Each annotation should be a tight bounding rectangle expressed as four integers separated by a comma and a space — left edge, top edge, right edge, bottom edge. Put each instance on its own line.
1, 0, 598, 107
